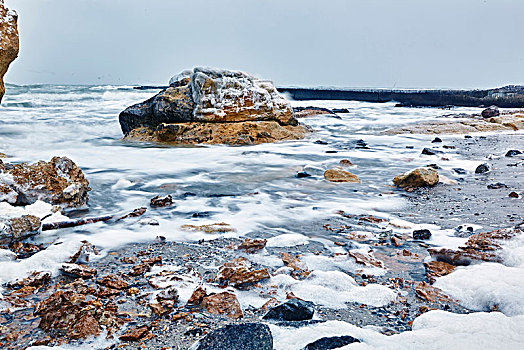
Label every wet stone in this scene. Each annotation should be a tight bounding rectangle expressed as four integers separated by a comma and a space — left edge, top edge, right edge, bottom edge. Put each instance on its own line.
193, 323, 273, 350
201, 291, 243, 319
487, 182, 508, 189
475, 163, 491, 174
150, 194, 173, 208
302, 335, 360, 350
413, 229, 432, 240
263, 298, 315, 321
505, 150, 522, 157
60, 263, 97, 279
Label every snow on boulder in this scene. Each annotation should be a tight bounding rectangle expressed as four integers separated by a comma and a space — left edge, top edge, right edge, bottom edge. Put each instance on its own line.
119, 67, 307, 145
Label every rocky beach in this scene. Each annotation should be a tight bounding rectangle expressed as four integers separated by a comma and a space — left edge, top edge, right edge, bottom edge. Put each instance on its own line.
1, 2, 524, 348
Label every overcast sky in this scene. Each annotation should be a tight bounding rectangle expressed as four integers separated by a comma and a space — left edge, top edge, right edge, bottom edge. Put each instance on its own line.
4, 0, 524, 88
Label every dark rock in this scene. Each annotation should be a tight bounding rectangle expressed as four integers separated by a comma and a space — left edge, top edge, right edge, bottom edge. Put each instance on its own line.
475, 163, 491, 174
296, 172, 311, 179
355, 139, 369, 149
303, 335, 360, 350
431, 137, 443, 143
505, 150, 522, 157
263, 298, 314, 321
332, 108, 350, 113
465, 135, 472, 139
314, 140, 328, 145
509, 192, 519, 198
413, 229, 432, 240
150, 194, 173, 208
426, 164, 441, 170
487, 183, 508, 189
421, 148, 442, 156
452, 168, 467, 175
481, 106, 500, 118
194, 323, 273, 350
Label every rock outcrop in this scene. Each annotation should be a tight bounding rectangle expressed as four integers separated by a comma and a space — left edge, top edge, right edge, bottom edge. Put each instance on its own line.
0, 0, 19, 103
0, 215, 41, 245
120, 68, 307, 145
0, 156, 91, 208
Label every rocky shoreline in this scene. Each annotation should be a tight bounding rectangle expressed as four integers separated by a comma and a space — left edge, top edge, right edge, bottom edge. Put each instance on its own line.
1, 115, 522, 349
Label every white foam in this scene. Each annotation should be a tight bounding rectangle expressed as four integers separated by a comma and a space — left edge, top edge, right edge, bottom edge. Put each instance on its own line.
266, 233, 310, 247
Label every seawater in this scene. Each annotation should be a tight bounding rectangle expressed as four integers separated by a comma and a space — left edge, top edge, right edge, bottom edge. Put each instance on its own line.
0, 84, 485, 283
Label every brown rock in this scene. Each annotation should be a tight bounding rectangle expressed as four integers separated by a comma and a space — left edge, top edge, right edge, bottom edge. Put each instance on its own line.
97, 275, 129, 290
202, 291, 243, 319
60, 263, 97, 279
120, 68, 307, 145
8, 271, 51, 288
150, 194, 173, 208
187, 286, 207, 306
281, 253, 309, 278
428, 228, 520, 266
424, 260, 457, 284
347, 251, 384, 268
294, 107, 335, 118
0, 156, 90, 208
414, 282, 455, 303
339, 159, 354, 167
119, 325, 151, 342
324, 169, 361, 183
0, 215, 41, 245
0, 0, 19, 103
180, 222, 235, 234
149, 300, 174, 316
216, 258, 270, 287
69, 241, 99, 264
393, 167, 439, 190
69, 313, 100, 340
237, 238, 267, 253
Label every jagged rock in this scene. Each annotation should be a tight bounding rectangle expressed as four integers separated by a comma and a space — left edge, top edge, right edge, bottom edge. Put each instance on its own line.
424, 260, 457, 284
120, 67, 306, 145
150, 194, 173, 208
263, 298, 315, 321
60, 263, 97, 279
8, 271, 51, 288
294, 106, 336, 118
428, 228, 520, 266
0, 0, 19, 103
393, 167, 439, 190
236, 238, 267, 253
0, 215, 41, 245
119, 325, 152, 342
187, 286, 207, 306
0, 156, 90, 208
481, 106, 500, 118
194, 323, 273, 350
69, 241, 99, 264
96, 274, 129, 290
201, 291, 243, 319
323, 169, 361, 183
303, 335, 360, 350
216, 258, 270, 287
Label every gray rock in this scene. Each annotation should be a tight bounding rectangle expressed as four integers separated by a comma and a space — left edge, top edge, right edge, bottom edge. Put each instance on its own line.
193, 323, 273, 350
413, 229, 432, 240
481, 106, 500, 118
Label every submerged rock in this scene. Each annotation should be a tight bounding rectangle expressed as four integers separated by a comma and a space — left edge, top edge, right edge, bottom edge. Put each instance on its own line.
0, 156, 90, 208
194, 323, 273, 350
0, 215, 41, 245
263, 298, 315, 321
0, 0, 19, 103
324, 169, 361, 183
393, 167, 439, 190
120, 67, 306, 145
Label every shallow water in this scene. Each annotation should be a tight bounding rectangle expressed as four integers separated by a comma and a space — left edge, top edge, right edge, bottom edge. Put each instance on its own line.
0, 84, 496, 281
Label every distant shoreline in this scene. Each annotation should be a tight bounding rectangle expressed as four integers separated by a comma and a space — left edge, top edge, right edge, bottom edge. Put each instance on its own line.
133, 85, 524, 108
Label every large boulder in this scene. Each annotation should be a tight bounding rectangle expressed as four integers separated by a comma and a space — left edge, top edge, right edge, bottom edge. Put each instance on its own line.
0, 0, 18, 103
0, 214, 41, 245
0, 156, 91, 208
120, 68, 306, 145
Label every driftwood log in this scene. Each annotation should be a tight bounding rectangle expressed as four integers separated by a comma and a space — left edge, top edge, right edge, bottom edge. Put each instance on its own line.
41, 207, 147, 231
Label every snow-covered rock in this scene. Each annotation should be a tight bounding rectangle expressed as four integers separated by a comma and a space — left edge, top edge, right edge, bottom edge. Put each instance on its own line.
119, 67, 306, 145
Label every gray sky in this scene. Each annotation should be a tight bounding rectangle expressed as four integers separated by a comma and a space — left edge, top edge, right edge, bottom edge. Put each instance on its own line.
4, 0, 524, 88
